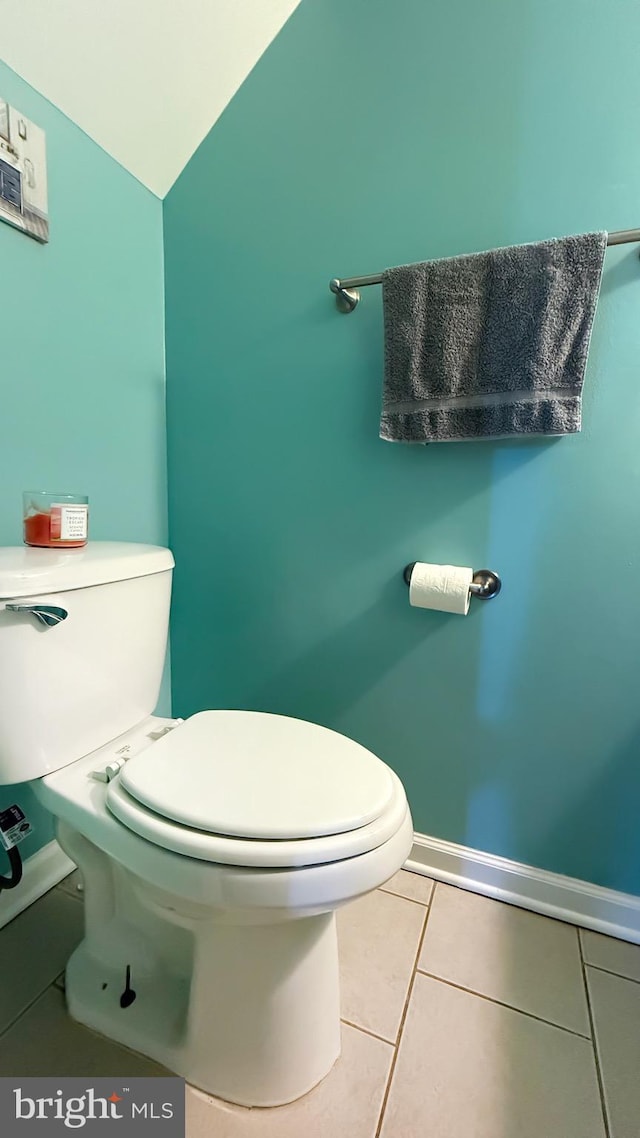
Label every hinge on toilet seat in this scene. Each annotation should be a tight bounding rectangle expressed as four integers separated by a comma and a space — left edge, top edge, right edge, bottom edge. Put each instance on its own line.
147, 719, 183, 742
91, 760, 125, 783
90, 719, 184, 783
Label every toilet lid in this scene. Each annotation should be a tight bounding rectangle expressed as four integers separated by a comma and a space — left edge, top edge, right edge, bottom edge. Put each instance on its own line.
118, 711, 396, 841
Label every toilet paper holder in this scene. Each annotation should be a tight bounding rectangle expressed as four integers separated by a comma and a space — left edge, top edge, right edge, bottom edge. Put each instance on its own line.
402, 564, 502, 600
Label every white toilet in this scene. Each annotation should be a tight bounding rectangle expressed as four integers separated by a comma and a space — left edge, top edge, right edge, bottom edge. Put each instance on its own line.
0, 542, 413, 1106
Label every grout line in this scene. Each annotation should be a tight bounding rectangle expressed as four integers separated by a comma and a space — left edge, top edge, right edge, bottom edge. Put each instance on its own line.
0, 878, 81, 1042
340, 1018, 395, 1047
579, 931, 612, 1138
0, 980, 57, 1043
0, 885, 79, 1042
414, 968, 592, 1041
582, 961, 640, 986
1, 979, 172, 1075
378, 887, 433, 909
374, 889, 433, 1138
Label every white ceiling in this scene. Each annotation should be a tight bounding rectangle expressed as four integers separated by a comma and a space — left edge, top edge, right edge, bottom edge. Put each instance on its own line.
0, 0, 301, 197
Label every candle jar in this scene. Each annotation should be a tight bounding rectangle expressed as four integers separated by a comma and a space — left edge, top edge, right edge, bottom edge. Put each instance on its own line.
23, 491, 89, 548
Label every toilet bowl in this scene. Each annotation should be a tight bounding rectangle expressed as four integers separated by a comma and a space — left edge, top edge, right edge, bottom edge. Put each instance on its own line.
0, 543, 413, 1106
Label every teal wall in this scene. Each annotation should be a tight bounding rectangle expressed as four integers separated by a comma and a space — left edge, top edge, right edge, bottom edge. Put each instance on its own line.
0, 62, 168, 857
164, 0, 640, 893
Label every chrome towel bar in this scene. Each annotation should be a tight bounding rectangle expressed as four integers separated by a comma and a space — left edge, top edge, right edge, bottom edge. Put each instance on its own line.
331, 228, 640, 313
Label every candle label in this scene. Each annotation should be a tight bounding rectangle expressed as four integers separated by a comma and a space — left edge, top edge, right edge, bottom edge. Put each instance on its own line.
51, 504, 88, 541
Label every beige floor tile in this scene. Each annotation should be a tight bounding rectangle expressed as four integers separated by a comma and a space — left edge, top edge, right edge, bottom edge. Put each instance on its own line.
337, 889, 425, 1042
418, 884, 589, 1035
0, 986, 169, 1076
581, 929, 640, 983
56, 868, 84, 900
587, 966, 640, 1138
380, 972, 606, 1138
0, 889, 84, 1034
186, 1023, 393, 1138
379, 869, 434, 906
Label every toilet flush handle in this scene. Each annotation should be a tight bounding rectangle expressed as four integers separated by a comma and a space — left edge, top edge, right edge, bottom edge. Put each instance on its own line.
6, 604, 68, 628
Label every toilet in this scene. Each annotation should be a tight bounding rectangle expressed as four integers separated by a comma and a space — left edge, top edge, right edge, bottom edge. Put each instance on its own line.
0, 542, 413, 1106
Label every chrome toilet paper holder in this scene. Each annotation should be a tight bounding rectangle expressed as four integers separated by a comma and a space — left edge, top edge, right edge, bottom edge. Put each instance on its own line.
402, 564, 502, 600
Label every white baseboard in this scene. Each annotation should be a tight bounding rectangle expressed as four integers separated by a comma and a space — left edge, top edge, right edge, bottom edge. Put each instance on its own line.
0, 839, 75, 931
406, 832, 640, 945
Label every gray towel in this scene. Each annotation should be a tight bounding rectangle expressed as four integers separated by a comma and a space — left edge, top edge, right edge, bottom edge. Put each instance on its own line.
380, 232, 607, 443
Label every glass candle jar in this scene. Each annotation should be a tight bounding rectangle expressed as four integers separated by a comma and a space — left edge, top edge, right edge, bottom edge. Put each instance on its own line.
23, 491, 89, 548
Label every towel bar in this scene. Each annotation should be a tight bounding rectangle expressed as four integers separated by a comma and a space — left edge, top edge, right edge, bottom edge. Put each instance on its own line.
402, 564, 502, 600
331, 228, 640, 312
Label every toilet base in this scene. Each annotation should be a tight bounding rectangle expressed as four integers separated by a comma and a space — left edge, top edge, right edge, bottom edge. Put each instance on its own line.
60, 824, 341, 1106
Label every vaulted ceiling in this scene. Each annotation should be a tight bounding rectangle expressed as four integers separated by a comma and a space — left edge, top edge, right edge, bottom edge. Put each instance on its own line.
0, 0, 301, 196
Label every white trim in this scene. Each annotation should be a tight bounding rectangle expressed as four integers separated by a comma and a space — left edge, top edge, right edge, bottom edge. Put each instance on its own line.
406, 832, 640, 945
0, 840, 75, 931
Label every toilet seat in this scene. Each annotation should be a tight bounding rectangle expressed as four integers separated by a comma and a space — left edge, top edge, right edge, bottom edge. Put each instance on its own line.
106, 710, 409, 868
117, 710, 396, 840
107, 774, 409, 867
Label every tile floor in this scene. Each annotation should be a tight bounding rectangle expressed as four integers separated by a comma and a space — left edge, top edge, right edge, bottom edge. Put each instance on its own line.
0, 867, 638, 1136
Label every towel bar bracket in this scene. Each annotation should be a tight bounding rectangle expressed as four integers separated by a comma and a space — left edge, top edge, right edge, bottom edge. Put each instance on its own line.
402, 564, 502, 601
329, 279, 360, 313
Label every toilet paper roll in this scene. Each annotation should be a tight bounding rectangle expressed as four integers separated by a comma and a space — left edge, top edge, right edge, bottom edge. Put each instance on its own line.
408, 563, 473, 615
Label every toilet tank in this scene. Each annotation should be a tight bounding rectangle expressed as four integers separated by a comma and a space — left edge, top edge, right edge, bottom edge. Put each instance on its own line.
0, 542, 174, 784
